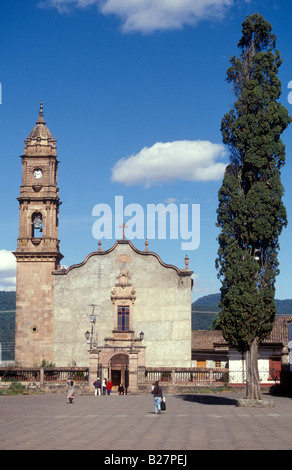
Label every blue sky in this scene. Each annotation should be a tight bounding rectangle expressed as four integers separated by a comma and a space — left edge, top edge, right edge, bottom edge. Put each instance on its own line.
1, 0, 292, 302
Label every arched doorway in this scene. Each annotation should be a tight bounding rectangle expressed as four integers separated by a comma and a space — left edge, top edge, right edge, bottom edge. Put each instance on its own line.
109, 353, 129, 391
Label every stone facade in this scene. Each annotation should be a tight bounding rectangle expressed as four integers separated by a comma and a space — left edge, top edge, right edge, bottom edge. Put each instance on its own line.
14, 104, 193, 391
53, 240, 193, 376
14, 257, 57, 366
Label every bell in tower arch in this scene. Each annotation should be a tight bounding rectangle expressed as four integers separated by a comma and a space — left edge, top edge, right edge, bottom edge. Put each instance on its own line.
32, 212, 43, 237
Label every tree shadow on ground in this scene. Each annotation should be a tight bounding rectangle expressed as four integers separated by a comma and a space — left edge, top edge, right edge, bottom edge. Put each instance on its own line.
175, 394, 238, 406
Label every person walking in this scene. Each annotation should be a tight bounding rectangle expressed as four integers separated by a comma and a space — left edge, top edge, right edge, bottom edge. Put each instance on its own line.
106, 378, 113, 396
94, 377, 101, 396
151, 380, 163, 414
67, 380, 75, 404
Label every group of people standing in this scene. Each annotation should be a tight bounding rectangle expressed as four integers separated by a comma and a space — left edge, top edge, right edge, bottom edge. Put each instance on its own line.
93, 377, 113, 395
93, 377, 164, 414
93, 377, 125, 396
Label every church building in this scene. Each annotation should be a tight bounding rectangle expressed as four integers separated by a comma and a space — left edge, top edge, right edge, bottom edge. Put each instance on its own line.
13, 104, 193, 391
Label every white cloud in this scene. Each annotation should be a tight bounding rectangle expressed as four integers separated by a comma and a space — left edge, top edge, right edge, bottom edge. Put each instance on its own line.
38, 0, 97, 13
100, 0, 234, 33
39, 0, 235, 32
111, 140, 227, 187
0, 250, 16, 291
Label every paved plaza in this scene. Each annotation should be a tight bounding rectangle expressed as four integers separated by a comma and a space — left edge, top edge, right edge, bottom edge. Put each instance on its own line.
1, 390, 292, 452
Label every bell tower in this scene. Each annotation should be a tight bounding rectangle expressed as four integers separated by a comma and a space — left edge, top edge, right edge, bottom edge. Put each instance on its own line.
14, 102, 63, 366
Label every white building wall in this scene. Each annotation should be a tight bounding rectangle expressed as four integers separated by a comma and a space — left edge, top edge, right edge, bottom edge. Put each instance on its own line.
53, 242, 192, 368
228, 348, 280, 384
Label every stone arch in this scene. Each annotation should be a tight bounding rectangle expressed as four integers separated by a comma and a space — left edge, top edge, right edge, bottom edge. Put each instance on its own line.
109, 353, 129, 391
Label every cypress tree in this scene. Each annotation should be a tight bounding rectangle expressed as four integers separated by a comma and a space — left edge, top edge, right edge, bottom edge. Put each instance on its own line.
216, 13, 291, 400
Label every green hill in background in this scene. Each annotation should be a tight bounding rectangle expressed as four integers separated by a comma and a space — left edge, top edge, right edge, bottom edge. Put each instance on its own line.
192, 293, 292, 330
0, 291, 16, 361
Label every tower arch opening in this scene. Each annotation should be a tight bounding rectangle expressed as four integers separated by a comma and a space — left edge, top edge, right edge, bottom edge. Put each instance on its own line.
31, 212, 43, 238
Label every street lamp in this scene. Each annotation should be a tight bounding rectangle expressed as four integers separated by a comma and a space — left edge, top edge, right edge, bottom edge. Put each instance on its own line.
139, 331, 144, 341
85, 304, 102, 349
84, 304, 100, 349
89, 312, 97, 324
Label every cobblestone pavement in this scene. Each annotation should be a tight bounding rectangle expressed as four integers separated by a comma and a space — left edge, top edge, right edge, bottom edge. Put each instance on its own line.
1, 391, 292, 452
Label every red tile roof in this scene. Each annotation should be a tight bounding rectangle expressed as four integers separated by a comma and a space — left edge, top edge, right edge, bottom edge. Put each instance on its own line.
192, 330, 225, 350
264, 315, 292, 343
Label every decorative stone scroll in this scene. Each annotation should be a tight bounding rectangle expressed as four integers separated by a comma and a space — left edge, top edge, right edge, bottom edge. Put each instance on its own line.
111, 270, 136, 305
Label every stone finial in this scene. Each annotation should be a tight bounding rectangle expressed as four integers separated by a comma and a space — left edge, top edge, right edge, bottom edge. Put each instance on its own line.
184, 255, 189, 270
98, 240, 102, 252
36, 100, 46, 125
145, 238, 149, 252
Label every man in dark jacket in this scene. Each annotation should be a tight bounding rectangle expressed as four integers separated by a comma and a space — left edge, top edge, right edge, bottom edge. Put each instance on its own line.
94, 377, 101, 396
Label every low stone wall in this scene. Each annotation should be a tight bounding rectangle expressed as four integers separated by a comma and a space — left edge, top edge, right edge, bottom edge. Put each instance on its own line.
0, 381, 90, 394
